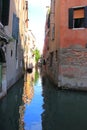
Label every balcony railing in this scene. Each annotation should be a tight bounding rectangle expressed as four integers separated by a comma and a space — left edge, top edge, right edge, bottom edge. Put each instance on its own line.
0, 22, 9, 44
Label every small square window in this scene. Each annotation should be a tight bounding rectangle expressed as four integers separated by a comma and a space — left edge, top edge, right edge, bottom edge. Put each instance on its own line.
69, 6, 87, 29
73, 8, 84, 28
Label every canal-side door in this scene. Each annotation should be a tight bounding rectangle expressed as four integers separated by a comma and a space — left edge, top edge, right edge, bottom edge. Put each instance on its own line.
0, 63, 2, 92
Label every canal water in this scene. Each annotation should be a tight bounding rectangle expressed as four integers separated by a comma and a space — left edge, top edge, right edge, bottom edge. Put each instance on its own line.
0, 69, 87, 130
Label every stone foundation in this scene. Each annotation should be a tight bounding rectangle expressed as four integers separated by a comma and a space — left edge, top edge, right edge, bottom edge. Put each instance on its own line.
46, 47, 87, 90
59, 47, 87, 89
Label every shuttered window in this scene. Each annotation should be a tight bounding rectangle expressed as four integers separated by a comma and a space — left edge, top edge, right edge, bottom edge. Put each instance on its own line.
69, 8, 73, 28
69, 6, 87, 29
12, 13, 19, 41
84, 6, 87, 28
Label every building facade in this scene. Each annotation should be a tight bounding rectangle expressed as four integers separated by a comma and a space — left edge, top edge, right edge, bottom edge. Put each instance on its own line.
44, 0, 87, 90
24, 29, 36, 72
0, 0, 29, 98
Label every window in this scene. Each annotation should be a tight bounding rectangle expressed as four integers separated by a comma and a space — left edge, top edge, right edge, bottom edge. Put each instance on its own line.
0, 0, 10, 26
50, 52, 53, 67
74, 18, 84, 28
51, 24, 55, 40
69, 6, 87, 29
12, 13, 19, 41
25, 1, 28, 10
74, 8, 84, 28
0, 0, 2, 21
56, 50, 58, 61
11, 50, 13, 57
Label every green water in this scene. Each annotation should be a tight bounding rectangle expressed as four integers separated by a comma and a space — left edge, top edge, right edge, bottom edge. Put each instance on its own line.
0, 74, 87, 130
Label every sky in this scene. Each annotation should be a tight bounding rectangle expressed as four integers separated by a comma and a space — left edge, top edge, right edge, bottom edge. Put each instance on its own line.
28, 0, 50, 53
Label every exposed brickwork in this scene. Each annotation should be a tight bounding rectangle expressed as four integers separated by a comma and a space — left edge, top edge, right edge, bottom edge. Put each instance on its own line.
58, 47, 87, 88
46, 51, 58, 85
60, 49, 87, 66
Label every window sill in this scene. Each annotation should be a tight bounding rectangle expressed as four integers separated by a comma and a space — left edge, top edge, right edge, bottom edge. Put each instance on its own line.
72, 28, 85, 30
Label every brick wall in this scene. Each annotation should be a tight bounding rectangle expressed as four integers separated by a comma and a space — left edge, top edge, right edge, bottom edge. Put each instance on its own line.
58, 46, 87, 89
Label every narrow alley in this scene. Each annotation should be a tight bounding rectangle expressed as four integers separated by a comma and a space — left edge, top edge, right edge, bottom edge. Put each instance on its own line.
0, 69, 87, 130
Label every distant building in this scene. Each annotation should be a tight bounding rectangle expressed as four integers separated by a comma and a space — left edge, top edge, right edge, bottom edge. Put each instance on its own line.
24, 29, 36, 73
43, 7, 50, 60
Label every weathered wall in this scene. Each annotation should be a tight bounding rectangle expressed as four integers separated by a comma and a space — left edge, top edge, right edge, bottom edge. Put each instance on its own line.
55, 0, 60, 50
46, 0, 87, 90
49, 0, 56, 52
58, 0, 87, 89
60, 0, 87, 48
58, 47, 87, 89
6, 42, 23, 89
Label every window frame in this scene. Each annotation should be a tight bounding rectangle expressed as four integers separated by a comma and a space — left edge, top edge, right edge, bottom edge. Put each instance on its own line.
69, 6, 87, 29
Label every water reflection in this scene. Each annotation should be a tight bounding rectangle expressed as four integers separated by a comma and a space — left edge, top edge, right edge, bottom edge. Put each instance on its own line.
19, 70, 35, 130
23, 73, 34, 104
34, 69, 39, 85
0, 77, 24, 130
23, 69, 43, 130
41, 76, 87, 130
1, 69, 87, 130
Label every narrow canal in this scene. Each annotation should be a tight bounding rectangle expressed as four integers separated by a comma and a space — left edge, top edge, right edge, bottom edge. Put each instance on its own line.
0, 69, 87, 130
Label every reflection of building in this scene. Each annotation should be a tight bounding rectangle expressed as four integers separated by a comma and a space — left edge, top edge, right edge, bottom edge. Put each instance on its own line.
23, 73, 34, 104
19, 69, 36, 129
19, 105, 25, 130
19, 73, 34, 129
41, 77, 55, 130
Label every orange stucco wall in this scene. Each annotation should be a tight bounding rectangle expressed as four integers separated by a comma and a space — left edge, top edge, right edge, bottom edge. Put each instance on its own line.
59, 0, 87, 48
55, 0, 60, 50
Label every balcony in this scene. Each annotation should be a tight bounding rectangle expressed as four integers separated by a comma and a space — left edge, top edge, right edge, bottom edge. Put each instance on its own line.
0, 22, 9, 44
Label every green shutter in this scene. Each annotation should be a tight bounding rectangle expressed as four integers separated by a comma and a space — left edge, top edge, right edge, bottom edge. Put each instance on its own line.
84, 6, 87, 28
12, 13, 19, 41
68, 8, 73, 29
